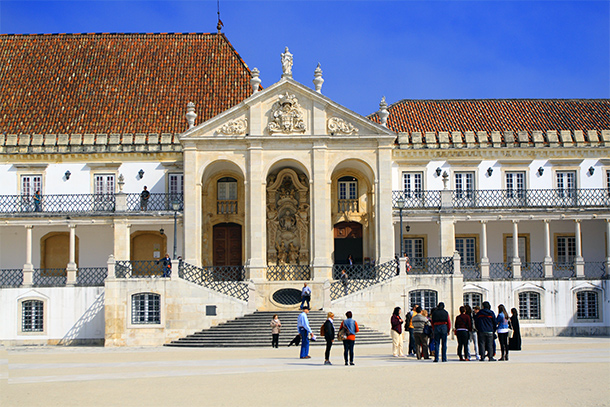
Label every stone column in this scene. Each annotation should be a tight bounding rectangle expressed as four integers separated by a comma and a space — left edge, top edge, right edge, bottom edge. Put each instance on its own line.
113, 220, 131, 261
66, 224, 78, 286
23, 225, 34, 287
512, 220, 521, 278
182, 146, 202, 266
376, 142, 395, 264
480, 220, 490, 279
311, 140, 333, 281
543, 220, 554, 278
246, 141, 267, 281
574, 219, 585, 277
438, 216, 455, 258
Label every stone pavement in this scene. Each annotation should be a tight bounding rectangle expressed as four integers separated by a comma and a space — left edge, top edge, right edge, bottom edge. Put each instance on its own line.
1, 337, 609, 407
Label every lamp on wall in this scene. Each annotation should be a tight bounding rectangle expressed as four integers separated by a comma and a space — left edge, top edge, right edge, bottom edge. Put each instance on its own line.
588, 166, 595, 176
435, 167, 442, 177
159, 228, 165, 235
138, 169, 145, 179
487, 167, 493, 176
405, 224, 411, 233
537, 167, 544, 176
64, 170, 71, 180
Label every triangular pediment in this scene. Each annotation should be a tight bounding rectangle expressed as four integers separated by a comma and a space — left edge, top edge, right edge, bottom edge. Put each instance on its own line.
181, 77, 395, 140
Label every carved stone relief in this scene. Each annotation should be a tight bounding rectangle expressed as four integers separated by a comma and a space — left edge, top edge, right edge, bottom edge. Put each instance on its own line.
328, 117, 358, 135
266, 168, 309, 265
218, 118, 248, 135
267, 93, 306, 134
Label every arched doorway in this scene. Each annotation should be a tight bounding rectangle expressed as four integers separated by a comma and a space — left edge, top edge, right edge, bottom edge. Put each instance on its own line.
213, 223, 242, 279
334, 221, 363, 264
131, 231, 166, 276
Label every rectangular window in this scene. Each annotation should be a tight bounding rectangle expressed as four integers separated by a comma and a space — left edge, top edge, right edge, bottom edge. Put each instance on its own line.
403, 238, 424, 259
463, 292, 482, 309
402, 172, 422, 198
506, 171, 525, 199
94, 174, 115, 211
169, 173, 184, 196
21, 175, 42, 211
22, 300, 44, 332
339, 181, 357, 200
456, 237, 476, 265
455, 172, 474, 200
556, 236, 576, 263
556, 171, 576, 198
576, 291, 599, 320
218, 179, 237, 200
519, 291, 541, 320
506, 236, 527, 263
132, 293, 161, 324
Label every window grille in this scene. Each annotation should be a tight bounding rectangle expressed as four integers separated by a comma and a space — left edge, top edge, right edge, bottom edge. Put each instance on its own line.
131, 293, 161, 324
518, 291, 541, 320
463, 292, 482, 309
576, 291, 599, 320
409, 289, 437, 314
22, 300, 44, 332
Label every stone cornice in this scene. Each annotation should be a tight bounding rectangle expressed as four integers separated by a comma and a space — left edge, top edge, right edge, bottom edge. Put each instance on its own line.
393, 146, 610, 160
0, 152, 182, 163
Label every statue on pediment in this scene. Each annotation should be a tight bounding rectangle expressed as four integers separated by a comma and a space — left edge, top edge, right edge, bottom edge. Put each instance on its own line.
281, 47, 293, 78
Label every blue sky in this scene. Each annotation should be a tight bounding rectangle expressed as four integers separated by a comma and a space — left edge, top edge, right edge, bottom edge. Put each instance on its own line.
1, 0, 608, 116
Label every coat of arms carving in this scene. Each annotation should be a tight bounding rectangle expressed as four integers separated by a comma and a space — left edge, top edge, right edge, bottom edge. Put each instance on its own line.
267, 92, 306, 134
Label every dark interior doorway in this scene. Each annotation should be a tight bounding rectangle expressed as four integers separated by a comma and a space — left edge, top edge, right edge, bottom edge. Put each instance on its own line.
333, 221, 363, 264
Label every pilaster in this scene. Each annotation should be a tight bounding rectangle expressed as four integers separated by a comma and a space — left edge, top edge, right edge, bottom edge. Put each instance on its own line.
438, 216, 455, 257
311, 140, 333, 281
246, 141, 267, 281
183, 146, 202, 266
66, 224, 78, 286
23, 225, 34, 287
376, 142, 394, 263
113, 220, 131, 261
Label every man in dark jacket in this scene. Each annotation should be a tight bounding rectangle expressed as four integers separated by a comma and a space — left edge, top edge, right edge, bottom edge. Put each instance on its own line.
475, 301, 497, 361
431, 302, 451, 362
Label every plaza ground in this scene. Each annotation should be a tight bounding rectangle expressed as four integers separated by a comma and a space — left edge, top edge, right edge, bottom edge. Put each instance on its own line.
1, 337, 609, 407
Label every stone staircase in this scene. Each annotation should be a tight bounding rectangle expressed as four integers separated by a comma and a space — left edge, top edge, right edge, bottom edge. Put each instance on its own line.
165, 311, 391, 348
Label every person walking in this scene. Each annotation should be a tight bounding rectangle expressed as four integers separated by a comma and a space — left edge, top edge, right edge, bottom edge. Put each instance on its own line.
157, 253, 171, 277
33, 190, 42, 212
270, 314, 281, 348
431, 302, 451, 362
300, 283, 311, 310
340, 269, 349, 295
508, 307, 522, 351
340, 311, 359, 365
390, 307, 405, 357
323, 312, 335, 365
496, 304, 510, 361
297, 306, 313, 359
140, 186, 150, 210
454, 306, 473, 361
475, 301, 497, 361
412, 306, 431, 359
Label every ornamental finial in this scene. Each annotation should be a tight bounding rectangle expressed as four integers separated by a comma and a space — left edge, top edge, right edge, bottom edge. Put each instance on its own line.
186, 102, 197, 129
378, 96, 389, 127
313, 63, 324, 93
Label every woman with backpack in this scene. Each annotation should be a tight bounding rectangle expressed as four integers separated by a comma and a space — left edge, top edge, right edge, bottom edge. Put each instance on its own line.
339, 311, 359, 366
322, 312, 335, 365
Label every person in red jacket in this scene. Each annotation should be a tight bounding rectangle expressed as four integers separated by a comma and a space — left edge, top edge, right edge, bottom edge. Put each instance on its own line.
431, 302, 451, 362
454, 306, 473, 361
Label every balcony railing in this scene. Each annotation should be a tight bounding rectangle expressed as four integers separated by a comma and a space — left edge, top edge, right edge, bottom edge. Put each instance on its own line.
408, 257, 454, 275
217, 200, 238, 214
393, 188, 610, 210
338, 199, 359, 213
267, 265, 311, 281
0, 193, 183, 214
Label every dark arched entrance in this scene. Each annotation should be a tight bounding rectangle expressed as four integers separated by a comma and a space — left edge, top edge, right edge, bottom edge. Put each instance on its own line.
333, 221, 363, 264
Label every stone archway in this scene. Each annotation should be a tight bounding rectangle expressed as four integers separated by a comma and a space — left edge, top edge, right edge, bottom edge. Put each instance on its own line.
266, 168, 310, 266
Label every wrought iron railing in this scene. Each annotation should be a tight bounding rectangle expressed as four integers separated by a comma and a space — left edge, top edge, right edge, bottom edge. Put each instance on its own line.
392, 188, 610, 210
521, 262, 544, 279
266, 265, 311, 281
338, 199, 359, 213
461, 263, 481, 280
0, 193, 183, 214
217, 200, 238, 214
584, 261, 606, 279
179, 263, 248, 301
489, 262, 512, 279
76, 267, 108, 286
115, 260, 171, 278
408, 257, 454, 275
553, 262, 575, 278
332, 264, 378, 280
125, 193, 184, 212
392, 190, 442, 209
33, 268, 67, 286
0, 269, 23, 287
330, 259, 398, 300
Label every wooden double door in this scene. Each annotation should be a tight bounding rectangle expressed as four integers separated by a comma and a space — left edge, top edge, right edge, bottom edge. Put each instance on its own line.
213, 223, 242, 267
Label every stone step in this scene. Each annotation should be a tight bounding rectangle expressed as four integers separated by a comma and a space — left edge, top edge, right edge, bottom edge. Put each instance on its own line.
165, 310, 391, 348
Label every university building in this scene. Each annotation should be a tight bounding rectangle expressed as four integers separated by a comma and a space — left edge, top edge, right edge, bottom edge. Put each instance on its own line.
0, 33, 608, 346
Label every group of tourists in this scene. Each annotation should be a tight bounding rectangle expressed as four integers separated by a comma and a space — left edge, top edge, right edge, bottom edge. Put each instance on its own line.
391, 301, 522, 362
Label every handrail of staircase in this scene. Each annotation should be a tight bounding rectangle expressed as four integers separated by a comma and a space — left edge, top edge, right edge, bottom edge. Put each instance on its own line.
330, 259, 398, 300
178, 262, 249, 302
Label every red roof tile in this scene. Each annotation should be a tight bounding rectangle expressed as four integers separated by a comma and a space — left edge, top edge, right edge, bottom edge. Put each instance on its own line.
0, 33, 254, 135
369, 99, 610, 134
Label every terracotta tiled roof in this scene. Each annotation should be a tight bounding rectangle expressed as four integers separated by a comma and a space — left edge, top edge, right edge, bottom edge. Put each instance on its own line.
369, 99, 610, 134
0, 32, 254, 135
